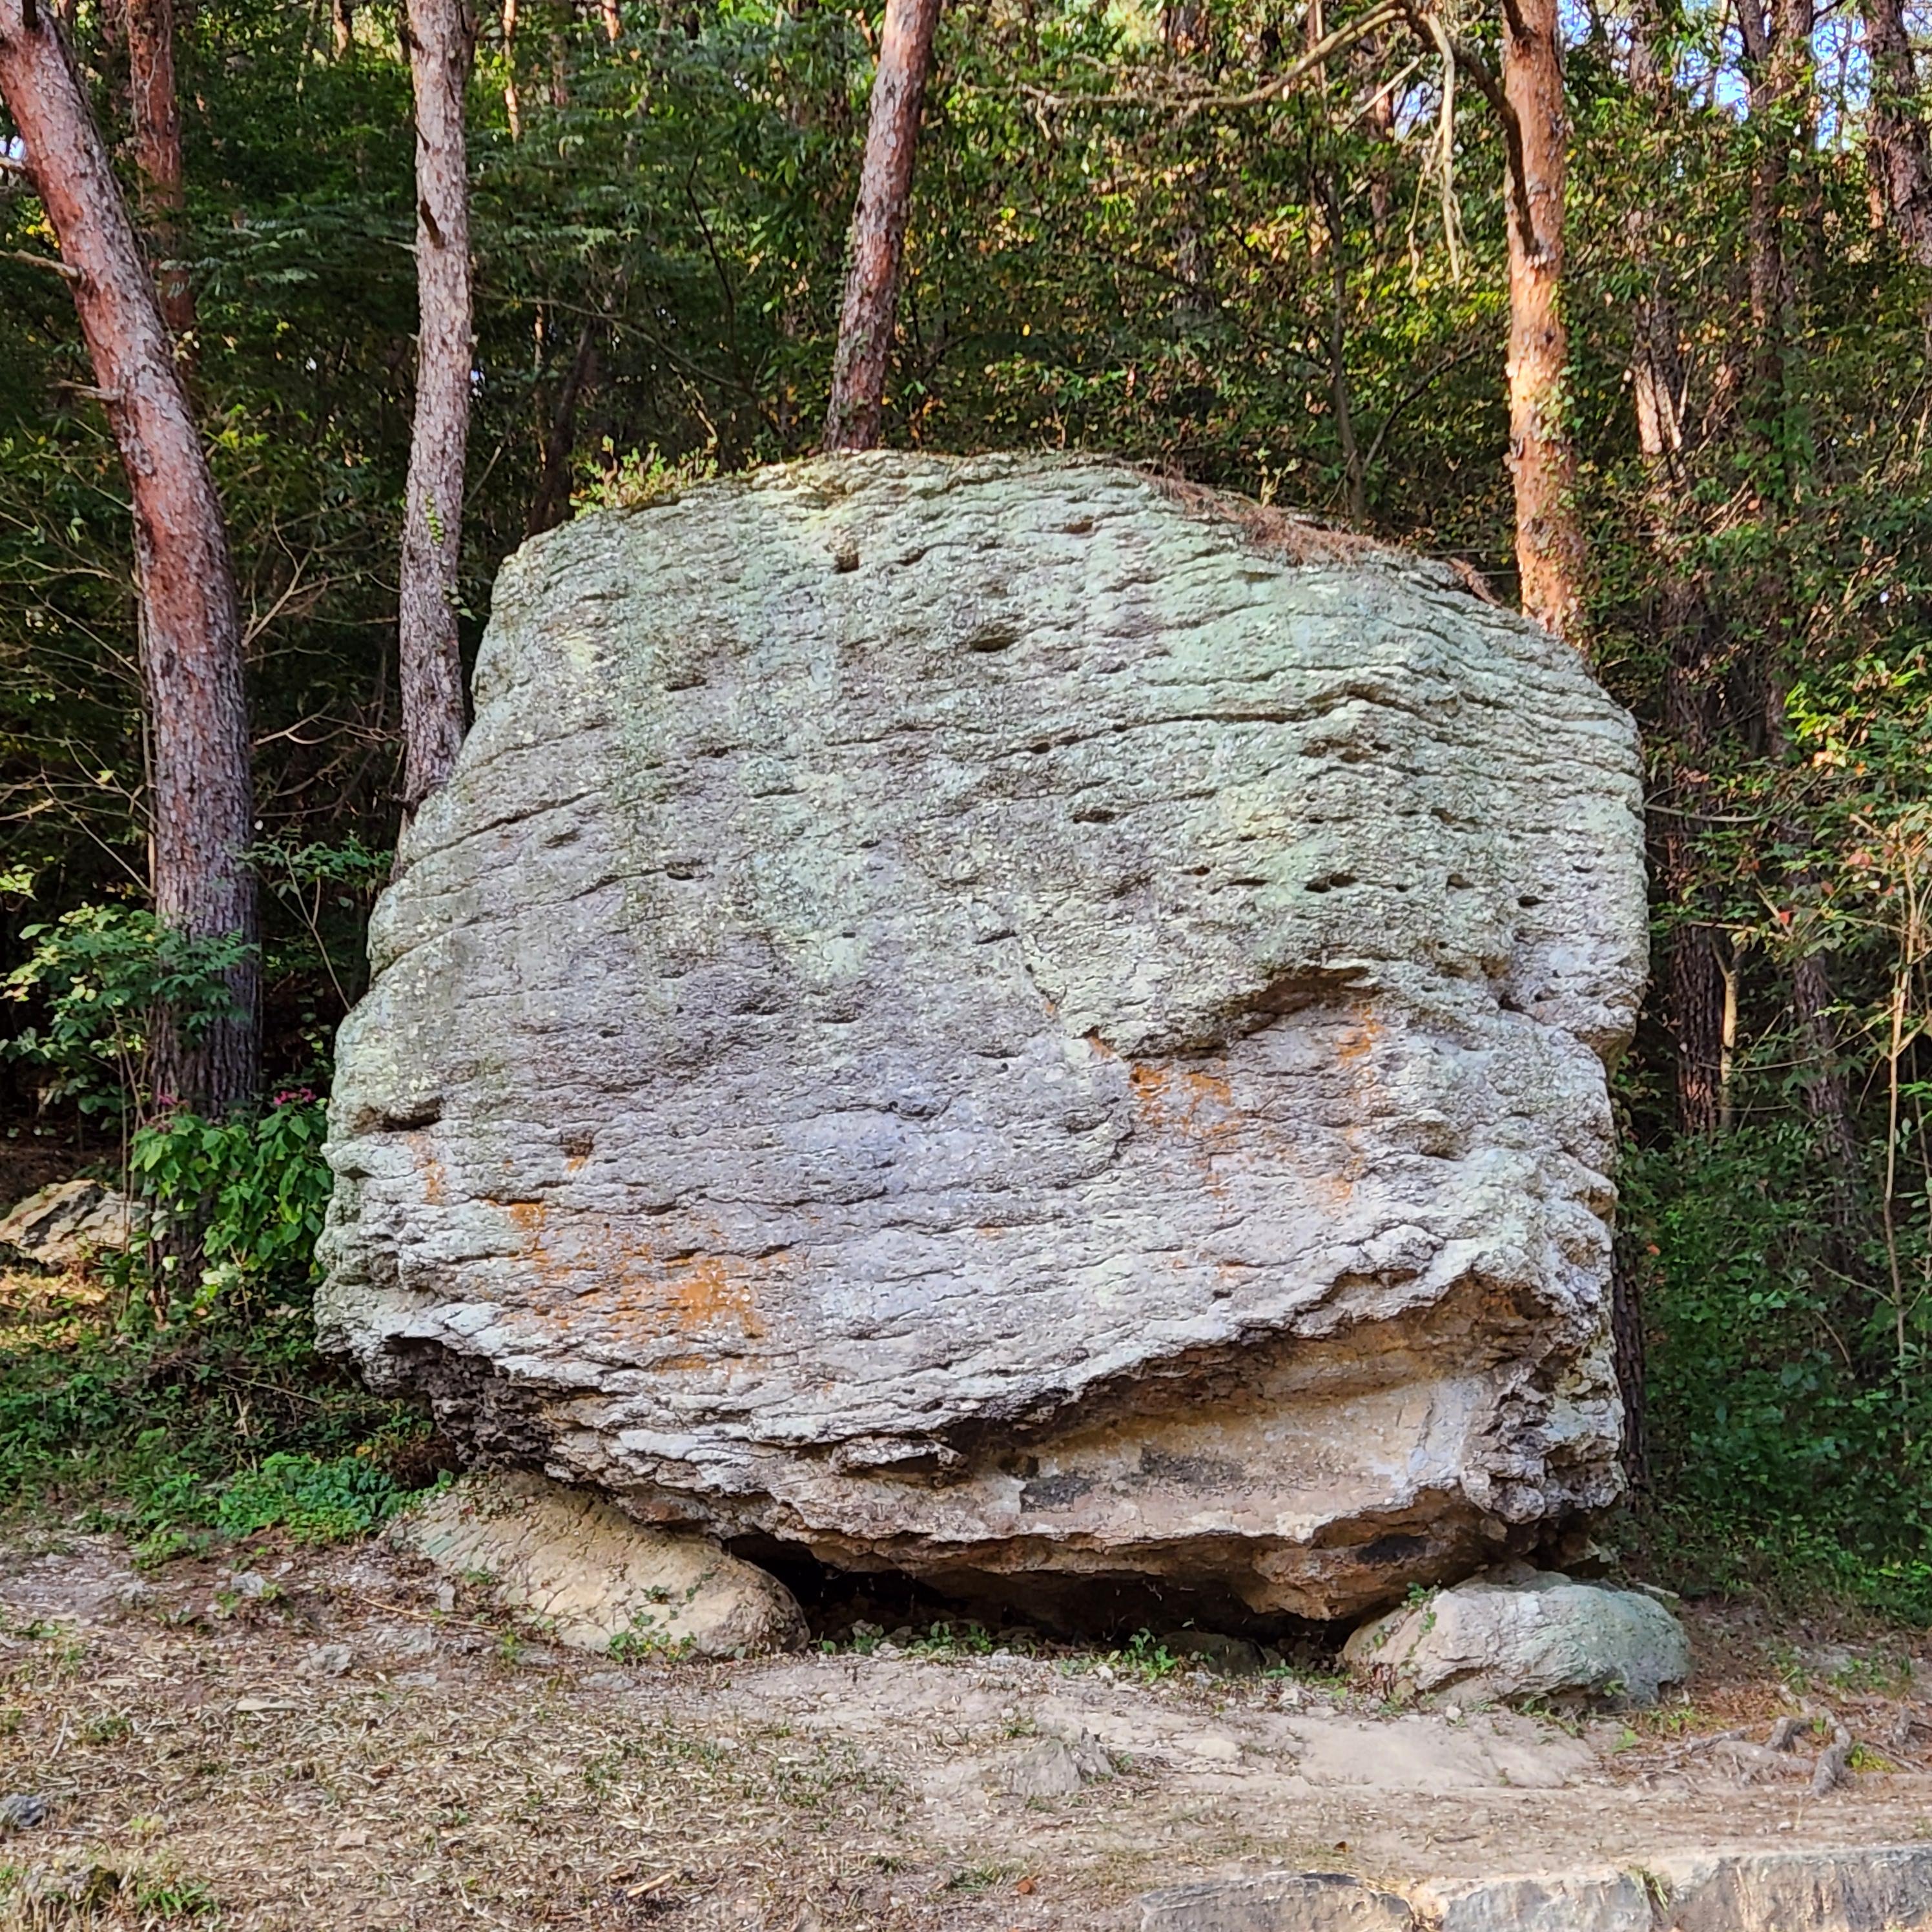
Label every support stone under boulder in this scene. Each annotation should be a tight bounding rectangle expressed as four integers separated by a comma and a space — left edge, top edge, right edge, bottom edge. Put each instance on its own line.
317, 452, 1647, 1627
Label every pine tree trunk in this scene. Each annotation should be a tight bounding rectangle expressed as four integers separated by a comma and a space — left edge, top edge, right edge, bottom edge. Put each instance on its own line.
822, 0, 941, 452
1861, 0, 1932, 264
0, 0, 258, 1114
1500, 0, 1586, 641
399, 0, 475, 815
123, 0, 193, 336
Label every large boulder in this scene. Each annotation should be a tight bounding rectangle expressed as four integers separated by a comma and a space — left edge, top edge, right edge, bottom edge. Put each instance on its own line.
317, 453, 1647, 1623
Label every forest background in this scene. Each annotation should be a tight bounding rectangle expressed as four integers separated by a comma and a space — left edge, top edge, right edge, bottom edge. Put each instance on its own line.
3, 0, 1929, 1620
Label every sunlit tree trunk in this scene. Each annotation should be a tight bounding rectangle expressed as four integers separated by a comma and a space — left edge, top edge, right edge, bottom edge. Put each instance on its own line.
501, 0, 520, 138
0, 0, 258, 1112
1500, 0, 1585, 641
331, 0, 353, 56
1861, 0, 1932, 263
399, 0, 475, 814
823, 0, 941, 451
124, 0, 194, 336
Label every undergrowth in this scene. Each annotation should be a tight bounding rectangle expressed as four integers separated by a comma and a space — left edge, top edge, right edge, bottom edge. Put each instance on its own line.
0, 1095, 438, 1563
1622, 1125, 1932, 1625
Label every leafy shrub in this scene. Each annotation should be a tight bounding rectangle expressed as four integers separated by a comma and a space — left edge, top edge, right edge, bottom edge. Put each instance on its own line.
1, 905, 252, 1119
127, 1092, 331, 1315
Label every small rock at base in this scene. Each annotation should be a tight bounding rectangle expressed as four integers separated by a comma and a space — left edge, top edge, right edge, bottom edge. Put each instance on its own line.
391, 1470, 807, 1660
1342, 1568, 1690, 1707
998, 1731, 1114, 1799
304, 1642, 353, 1678
0, 1179, 141, 1270
0, 1794, 49, 1832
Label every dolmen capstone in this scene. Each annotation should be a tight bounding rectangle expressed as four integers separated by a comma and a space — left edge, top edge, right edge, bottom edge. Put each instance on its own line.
318, 453, 1647, 1624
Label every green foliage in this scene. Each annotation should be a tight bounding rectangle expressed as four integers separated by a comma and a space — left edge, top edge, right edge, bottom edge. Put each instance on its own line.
608, 1616, 699, 1663
0, 1085, 428, 1554
126, 1093, 332, 1314
2, 907, 251, 1118
577, 441, 721, 514
1625, 1128, 1932, 1621
209, 1450, 416, 1543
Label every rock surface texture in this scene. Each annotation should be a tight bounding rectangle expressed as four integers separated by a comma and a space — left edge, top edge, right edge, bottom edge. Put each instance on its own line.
0, 1180, 139, 1269
318, 453, 1647, 1623
1342, 1567, 1692, 1705
394, 1470, 807, 1656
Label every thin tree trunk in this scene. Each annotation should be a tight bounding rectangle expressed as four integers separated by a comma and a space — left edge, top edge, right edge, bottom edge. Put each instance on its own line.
597, 0, 619, 39
399, 0, 475, 815
1626, 1, 1727, 1135
527, 319, 597, 536
1499, 0, 1586, 641
823, 0, 941, 451
1366, 53, 1396, 247
0, 0, 258, 1113
501, 0, 520, 138
331, 0, 353, 55
1319, 176, 1365, 521
123, 0, 194, 336
1737, 0, 1861, 1228
1611, 1228, 1648, 1490
1861, 0, 1932, 264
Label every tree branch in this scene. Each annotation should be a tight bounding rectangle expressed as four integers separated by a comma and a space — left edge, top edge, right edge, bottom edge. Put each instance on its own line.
3, 245, 77, 279
1008, 2, 1404, 112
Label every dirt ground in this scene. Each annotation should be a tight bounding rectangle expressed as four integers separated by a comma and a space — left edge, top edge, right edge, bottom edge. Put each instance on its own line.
3, 1530, 1931, 1930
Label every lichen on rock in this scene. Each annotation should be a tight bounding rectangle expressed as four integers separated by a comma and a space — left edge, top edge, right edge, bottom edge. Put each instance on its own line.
317, 451, 1647, 1624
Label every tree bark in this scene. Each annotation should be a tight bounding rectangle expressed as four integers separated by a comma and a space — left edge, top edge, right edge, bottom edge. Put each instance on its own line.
823, 0, 941, 451
1861, 0, 1932, 264
0, 0, 258, 1113
399, 0, 475, 815
1499, 0, 1586, 642
527, 318, 597, 537
123, 0, 194, 336
331, 0, 353, 56
1319, 176, 1365, 521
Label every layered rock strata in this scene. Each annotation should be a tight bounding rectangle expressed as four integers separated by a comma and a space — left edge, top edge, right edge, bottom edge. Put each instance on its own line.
318, 453, 1648, 1621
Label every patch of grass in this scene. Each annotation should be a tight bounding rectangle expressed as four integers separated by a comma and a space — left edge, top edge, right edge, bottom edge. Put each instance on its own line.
903, 1619, 998, 1657
943, 1862, 1017, 1893
0, 1269, 437, 1565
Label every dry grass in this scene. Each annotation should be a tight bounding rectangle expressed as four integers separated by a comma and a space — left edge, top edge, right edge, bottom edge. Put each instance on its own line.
0, 1540, 1148, 1931
6, 1536, 1932, 1931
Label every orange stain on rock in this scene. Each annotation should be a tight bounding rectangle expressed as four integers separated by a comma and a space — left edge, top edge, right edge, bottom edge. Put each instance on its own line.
489, 1195, 772, 1354
1337, 1002, 1380, 1066
410, 1133, 447, 1207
